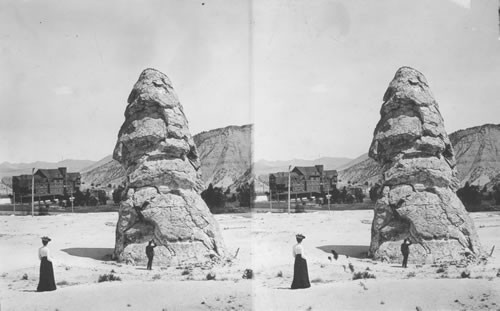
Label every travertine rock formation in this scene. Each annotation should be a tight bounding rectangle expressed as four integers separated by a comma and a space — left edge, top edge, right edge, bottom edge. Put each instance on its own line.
368, 67, 482, 263
113, 68, 226, 265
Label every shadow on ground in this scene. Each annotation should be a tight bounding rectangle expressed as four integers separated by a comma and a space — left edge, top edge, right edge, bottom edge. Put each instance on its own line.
61, 248, 114, 261
316, 245, 369, 259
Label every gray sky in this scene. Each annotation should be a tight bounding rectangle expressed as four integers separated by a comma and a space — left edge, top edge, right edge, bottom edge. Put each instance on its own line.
1, 0, 499, 163
253, 0, 500, 161
0, 0, 251, 163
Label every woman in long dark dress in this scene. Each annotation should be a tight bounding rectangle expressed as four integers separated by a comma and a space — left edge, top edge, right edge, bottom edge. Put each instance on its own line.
291, 234, 310, 289
37, 236, 56, 292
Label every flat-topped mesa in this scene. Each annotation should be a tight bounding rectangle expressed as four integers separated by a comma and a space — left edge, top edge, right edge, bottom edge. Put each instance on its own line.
368, 66, 482, 264
113, 68, 226, 266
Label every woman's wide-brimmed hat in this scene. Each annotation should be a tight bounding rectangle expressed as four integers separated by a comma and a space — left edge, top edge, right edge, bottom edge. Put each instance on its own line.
296, 234, 305, 239
41, 236, 51, 242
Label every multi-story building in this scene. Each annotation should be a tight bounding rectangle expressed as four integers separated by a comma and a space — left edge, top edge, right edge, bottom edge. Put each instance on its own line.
269, 165, 337, 199
12, 167, 81, 202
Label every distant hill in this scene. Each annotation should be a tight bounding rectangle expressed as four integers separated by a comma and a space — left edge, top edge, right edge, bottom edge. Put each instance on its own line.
0, 159, 95, 180
80, 124, 253, 190
80, 157, 125, 188
337, 154, 382, 186
338, 124, 500, 189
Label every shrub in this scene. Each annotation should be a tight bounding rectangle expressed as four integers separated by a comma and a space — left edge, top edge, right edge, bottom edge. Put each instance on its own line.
181, 268, 191, 276
242, 269, 253, 279
206, 271, 216, 280
406, 272, 416, 278
98, 273, 121, 282
152, 274, 161, 280
277, 271, 283, 277
352, 271, 376, 280
436, 267, 446, 273
56, 280, 69, 286
21, 273, 28, 280
311, 277, 324, 283
461, 269, 471, 278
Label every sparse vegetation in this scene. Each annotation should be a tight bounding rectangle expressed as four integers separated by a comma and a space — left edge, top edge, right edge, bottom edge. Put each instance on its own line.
98, 273, 121, 282
152, 274, 161, 280
352, 271, 376, 280
457, 182, 482, 212
56, 280, 69, 286
461, 269, 471, 278
310, 277, 324, 283
242, 269, 253, 279
206, 271, 216, 280
436, 267, 446, 273
406, 271, 416, 278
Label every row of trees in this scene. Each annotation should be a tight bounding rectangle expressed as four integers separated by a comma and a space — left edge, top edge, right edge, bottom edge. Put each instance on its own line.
267, 185, 365, 205
201, 182, 255, 212
64, 188, 108, 207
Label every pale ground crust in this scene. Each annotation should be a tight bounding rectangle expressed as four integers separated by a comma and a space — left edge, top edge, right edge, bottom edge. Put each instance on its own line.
1, 210, 499, 310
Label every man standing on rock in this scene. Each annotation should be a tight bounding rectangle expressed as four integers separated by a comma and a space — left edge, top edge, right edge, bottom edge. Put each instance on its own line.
146, 240, 157, 270
401, 238, 412, 268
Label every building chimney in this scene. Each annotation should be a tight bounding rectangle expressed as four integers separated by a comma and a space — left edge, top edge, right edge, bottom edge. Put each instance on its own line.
315, 165, 324, 175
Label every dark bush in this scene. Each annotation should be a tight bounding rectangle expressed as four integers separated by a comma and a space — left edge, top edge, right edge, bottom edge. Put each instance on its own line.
352, 271, 376, 280
98, 273, 121, 282
242, 269, 253, 279
206, 271, 216, 280
460, 270, 471, 278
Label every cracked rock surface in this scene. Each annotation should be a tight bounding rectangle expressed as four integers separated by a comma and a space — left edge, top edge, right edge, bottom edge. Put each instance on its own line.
368, 67, 482, 263
113, 68, 226, 265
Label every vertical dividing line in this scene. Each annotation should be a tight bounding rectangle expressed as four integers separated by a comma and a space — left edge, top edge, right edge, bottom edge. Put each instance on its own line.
31, 168, 35, 217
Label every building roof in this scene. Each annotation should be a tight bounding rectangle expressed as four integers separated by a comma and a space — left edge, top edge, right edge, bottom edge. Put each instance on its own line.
37, 169, 64, 180
293, 166, 321, 177
66, 172, 81, 181
270, 172, 301, 184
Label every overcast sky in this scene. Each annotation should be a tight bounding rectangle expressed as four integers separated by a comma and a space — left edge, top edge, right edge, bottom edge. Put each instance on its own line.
253, 0, 500, 161
0, 0, 251, 163
1, 0, 499, 163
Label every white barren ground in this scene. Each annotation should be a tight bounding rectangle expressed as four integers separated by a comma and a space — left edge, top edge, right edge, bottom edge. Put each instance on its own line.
0, 210, 499, 311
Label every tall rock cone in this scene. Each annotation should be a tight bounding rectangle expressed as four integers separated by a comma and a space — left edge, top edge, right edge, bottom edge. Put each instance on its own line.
113, 68, 226, 265
368, 67, 482, 264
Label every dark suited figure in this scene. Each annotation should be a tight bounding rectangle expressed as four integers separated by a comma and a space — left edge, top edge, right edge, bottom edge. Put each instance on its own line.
146, 240, 157, 270
401, 238, 412, 268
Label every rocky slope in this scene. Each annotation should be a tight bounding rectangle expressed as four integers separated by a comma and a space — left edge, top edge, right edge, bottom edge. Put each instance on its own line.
80, 157, 125, 188
81, 124, 252, 190
192, 124, 252, 189
449, 124, 500, 189
337, 154, 382, 185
